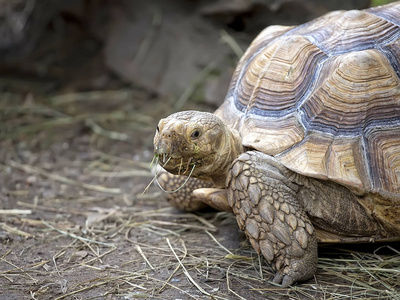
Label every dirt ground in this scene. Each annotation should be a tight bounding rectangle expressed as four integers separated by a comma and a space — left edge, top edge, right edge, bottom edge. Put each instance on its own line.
1, 1, 400, 299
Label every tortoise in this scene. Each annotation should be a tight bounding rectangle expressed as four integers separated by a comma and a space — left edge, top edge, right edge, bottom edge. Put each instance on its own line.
153, 2, 400, 287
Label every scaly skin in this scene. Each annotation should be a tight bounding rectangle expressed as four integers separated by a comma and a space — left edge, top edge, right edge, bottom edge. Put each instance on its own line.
227, 151, 318, 287
157, 169, 213, 211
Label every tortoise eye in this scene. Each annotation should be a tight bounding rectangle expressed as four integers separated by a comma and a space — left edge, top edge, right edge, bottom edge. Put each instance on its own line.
190, 130, 201, 139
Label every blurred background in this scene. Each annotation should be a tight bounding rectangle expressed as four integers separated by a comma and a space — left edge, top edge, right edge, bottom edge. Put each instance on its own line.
0, 0, 394, 107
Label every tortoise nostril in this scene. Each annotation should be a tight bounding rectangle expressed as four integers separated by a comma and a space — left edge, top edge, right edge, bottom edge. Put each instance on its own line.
161, 130, 173, 139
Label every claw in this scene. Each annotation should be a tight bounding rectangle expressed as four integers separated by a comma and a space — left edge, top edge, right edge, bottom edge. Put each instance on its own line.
281, 275, 295, 288
272, 272, 283, 284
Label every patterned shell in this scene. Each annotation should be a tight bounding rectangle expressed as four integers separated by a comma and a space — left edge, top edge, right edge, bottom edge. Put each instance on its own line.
215, 3, 400, 199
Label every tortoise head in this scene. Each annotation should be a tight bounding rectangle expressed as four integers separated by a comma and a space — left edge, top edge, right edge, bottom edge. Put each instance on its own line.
154, 111, 243, 186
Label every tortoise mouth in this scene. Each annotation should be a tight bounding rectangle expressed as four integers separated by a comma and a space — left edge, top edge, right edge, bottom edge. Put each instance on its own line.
157, 154, 199, 176
155, 150, 219, 177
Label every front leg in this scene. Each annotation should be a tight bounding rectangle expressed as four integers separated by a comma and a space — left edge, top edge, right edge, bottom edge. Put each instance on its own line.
157, 169, 214, 211
227, 151, 317, 287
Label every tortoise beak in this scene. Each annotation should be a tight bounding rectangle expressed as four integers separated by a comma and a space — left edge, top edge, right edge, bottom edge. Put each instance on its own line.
154, 119, 195, 170
155, 139, 171, 157
154, 127, 183, 161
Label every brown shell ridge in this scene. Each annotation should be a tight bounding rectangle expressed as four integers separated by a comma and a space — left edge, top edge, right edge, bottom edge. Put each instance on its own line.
240, 48, 400, 139
298, 49, 400, 137
230, 8, 400, 122
383, 49, 400, 79
292, 9, 400, 56
274, 130, 371, 194
383, 38, 400, 79
236, 35, 329, 120
274, 119, 400, 196
226, 25, 295, 115
363, 124, 400, 196
244, 54, 329, 118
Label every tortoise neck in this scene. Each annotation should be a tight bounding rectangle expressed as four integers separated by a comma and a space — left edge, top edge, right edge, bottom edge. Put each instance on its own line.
209, 128, 244, 187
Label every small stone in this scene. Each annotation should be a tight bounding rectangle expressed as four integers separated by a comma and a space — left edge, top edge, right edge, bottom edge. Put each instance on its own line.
26, 175, 37, 184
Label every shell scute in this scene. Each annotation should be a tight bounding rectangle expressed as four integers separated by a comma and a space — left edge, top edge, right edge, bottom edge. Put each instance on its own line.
216, 3, 400, 197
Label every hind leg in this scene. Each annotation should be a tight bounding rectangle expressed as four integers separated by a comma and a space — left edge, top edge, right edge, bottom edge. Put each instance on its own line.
157, 169, 214, 211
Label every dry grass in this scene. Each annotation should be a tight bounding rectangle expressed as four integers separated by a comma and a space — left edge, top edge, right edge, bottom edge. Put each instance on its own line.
0, 91, 399, 300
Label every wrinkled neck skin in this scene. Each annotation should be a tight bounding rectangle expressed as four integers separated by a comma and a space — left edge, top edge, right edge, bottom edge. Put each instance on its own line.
207, 128, 243, 187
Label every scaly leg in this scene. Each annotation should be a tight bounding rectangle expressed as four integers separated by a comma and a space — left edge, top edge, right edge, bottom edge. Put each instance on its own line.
157, 169, 214, 212
227, 151, 317, 287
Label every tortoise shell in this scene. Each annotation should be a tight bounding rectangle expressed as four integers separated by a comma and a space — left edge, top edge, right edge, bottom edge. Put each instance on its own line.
215, 3, 400, 200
